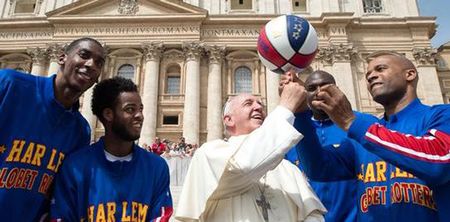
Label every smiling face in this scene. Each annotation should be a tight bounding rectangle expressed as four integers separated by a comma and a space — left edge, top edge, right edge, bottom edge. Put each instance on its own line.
224, 94, 266, 136
110, 92, 144, 142
58, 40, 105, 94
365, 55, 413, 106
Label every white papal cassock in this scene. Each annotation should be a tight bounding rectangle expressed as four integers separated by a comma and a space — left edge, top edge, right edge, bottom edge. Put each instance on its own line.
175, 106, 326, 222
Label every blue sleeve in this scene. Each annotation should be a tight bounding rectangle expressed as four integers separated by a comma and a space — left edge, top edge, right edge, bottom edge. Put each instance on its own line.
348, 108, 450, 186
149, 161, 173, 221
294, 112, 356, 181
0, 69, 13, 104
50, 158, 79, 222
284, 147, 299, 165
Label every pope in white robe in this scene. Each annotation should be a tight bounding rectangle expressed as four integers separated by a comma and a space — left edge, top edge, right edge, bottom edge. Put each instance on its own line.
175, 81, 326, 222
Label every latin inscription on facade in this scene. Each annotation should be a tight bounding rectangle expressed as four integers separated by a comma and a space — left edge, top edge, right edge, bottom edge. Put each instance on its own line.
53, 26, 201, 36
0, 31, 52, 40
201, 28, 260, 37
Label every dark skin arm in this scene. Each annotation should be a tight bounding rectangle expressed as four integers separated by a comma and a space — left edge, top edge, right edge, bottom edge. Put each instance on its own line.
311, 84, 355, 131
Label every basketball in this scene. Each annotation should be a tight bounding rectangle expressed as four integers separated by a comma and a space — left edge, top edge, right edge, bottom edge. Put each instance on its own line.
257, 15, 318, 74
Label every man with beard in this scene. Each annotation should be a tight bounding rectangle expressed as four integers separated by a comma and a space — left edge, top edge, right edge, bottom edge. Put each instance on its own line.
0, 37, 105, 221
175, 77, 326, 222
285, 70, 357, 222
282, 51, 450, 221
50, 77, 173, 222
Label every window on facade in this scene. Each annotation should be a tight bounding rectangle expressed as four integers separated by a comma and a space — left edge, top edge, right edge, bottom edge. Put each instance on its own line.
234, 66, 252, 93
292, 0, 307, 12
437, 59, 447, 70
363, 0, 383, 13
117, 64, 135, 81
231, 0, 252, 10
163, 115, 179, 125
166, 65, 181, 94
166, 76, 180, 94
14, 0, 37, 14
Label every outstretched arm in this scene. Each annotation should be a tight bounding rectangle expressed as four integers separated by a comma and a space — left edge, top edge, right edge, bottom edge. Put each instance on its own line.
218, 80, 307, 197
294, 111, 356, 181
313, 84, 450, 186
348, 110, 450, 186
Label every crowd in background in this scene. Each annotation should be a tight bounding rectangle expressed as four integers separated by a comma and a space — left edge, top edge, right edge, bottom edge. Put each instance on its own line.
143, 136, 198, 158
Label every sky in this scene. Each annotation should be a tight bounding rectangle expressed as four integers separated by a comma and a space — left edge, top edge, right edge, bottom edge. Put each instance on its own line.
417, 0, 450, 48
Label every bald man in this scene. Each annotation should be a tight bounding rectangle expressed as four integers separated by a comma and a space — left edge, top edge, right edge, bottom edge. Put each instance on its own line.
285, 70, 357, 222
289, 51, 450, 221
176, 80, 326, 222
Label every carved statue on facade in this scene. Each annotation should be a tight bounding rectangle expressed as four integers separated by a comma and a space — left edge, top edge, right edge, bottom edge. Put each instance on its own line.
118, 0, 139, 15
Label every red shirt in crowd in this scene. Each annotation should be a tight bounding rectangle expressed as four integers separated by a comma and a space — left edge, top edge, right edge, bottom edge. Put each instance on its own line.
151, 142, 166, 155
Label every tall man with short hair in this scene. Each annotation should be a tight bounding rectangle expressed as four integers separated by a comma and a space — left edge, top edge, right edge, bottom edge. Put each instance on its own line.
50, 77, 173, 221
176, 78, 326, 222
284, 51, 450, 221
0, 37, 105, 221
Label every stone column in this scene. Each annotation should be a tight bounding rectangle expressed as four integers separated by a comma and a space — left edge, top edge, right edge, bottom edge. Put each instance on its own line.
265, 68, 280, 113
46, 43, 64, 76
81, 85, 97, 141
27, 47, 48, 76
205, 45, 225, 141
140, 42, 164, 145
182, 42, 204, 144
413, 48, 444, 105
330, 44, 358, 109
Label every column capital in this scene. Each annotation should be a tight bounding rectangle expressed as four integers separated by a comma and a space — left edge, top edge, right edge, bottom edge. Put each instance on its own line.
27, 47, 48, 65
316, 46, 334, 65
182, 41, 204, 62
332, 44, 357, 62
46, 43, 65, 61
413, 47, 436, 66
205, 45, 226, 64
316, 44, 356, 64
142, 41, 164, 61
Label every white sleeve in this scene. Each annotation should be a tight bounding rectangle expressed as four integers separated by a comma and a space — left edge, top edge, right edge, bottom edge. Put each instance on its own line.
214, 106, 303, 198
303, 211, 325, 222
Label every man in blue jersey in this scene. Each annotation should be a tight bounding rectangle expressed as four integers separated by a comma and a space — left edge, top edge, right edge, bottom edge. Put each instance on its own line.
0, 37, 105, 221
282, 51, 450, 221
50, 77, 173, 222
285, 70, 356, 222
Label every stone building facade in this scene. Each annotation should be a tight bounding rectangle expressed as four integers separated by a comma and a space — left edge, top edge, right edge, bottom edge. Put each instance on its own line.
436, 42, 450, 104
0, 0, 444, 145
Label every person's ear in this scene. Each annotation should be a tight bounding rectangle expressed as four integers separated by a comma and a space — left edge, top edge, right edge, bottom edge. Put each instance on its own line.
103, 108, 114, 122
405, 69, 417, 82
57, 53, 67, 66
223, 115, 234, 128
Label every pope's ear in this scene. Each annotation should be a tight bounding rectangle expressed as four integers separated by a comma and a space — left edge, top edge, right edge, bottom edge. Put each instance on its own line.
223, 115, 233, 127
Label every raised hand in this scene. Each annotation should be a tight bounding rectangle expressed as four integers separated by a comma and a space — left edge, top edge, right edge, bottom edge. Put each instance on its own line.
311, 84, 356, 131
279, 80, 307, 113
278, 70, 308, 113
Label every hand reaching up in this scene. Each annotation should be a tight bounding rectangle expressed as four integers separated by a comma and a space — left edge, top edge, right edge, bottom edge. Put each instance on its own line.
279, 70, 307, 113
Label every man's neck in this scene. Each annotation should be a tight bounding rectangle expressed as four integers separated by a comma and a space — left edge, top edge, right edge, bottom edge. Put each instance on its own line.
54, 74, 82, 109
383, 94, 417, 118
103, 133, 134, 157
312, 112, 329, 121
